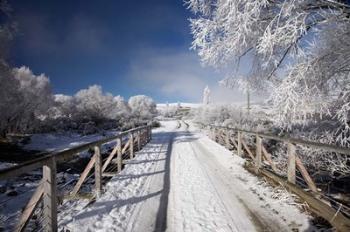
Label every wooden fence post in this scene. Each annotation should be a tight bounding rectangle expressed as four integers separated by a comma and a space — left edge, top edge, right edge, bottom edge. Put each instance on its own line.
149, 126, 152, 141
94, 145, 102, 198
142, 129, 146, 145
225, 130, 230, 149
213, 127, 217, 142
129, 133, 134, 159
43, 157, 57, 232
256, 136, 262, 173
146, 127, 149, 142
237, 131, 242, 157
117, 137, 122, 173
137, 131, 141, 151
287, 142, 296, 184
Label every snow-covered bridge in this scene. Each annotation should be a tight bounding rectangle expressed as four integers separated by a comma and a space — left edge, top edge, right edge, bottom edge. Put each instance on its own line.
1, 121, 350, 231
57, 120, 313, 231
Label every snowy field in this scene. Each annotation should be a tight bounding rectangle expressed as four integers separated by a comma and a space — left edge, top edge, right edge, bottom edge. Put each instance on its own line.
58, 120, 314, 231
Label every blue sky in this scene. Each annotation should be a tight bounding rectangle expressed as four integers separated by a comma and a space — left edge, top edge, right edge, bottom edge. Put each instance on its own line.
9, 0, 249, 103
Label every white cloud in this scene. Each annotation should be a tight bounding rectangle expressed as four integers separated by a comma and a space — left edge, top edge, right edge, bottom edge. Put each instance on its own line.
126, 48, 262, 104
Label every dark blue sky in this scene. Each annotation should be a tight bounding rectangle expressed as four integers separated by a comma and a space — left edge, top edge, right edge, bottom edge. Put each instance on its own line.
8, 0, 246, 103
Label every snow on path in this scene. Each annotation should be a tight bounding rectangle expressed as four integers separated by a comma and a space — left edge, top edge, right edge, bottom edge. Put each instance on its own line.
59, 120, 312, 231
59, 121, 177, 232
166, 123, 312, 232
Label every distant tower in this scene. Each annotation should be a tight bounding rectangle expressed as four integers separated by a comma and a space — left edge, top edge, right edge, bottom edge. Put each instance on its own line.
203, 85, 211, 105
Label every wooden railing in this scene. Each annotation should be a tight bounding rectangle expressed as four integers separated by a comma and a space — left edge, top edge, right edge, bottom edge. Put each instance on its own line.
0, 125, 152, 232
205, 124, 350, 232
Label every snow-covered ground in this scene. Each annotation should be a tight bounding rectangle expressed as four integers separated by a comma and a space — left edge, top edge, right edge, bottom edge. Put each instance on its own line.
23, 130, 119, 152
58, 120, 313, 231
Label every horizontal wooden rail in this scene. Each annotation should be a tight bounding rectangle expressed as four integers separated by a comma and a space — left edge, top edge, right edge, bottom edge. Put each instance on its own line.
0, 125, 150, 180
205, 124, 350, 155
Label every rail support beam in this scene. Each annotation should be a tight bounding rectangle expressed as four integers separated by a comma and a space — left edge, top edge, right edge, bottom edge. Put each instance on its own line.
117, 137, 122, 173
129, 133, 134, 159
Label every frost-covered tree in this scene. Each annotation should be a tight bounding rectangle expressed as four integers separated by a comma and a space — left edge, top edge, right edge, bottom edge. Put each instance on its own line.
74, 85, 116, 123
0, 66, 53, 135
51, 94, 76, 119
110, 95, 131, 126
187, 0, 350, 78
187, 0, 350, 142
128, 95, 157, 124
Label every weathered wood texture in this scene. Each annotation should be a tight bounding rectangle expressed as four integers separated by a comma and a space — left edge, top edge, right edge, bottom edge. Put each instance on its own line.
94, 146, 102, 198
255, 136, 262, 173
43, 157, 57, 232
241, 138, 255, 160
287, 142, 296, 184
237, 131, 242, 157
16, 181, 44, 232
295, 156, 317, 192
71, 154, 96, 197
261, 145, 278, 172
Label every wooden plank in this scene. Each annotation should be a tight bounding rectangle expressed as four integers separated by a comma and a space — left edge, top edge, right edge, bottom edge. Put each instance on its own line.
252, 167, 350, 232
117, 137, 122, 173
229, 137, 238, 150
16, 180, 44, 232
94, 146, 102, 198
102, 172, 118, 177
71, 154, 96, 197
148, 126, 151, 142
241, 138, 255, 160
121, 139, 130, 154
149, 126, 152, 141
237, 131, 242, 157
64, 193, 94, 200
129, 133, 134, 159
255, 136, 262, 173
43, 157, 57, 232
287, 142, 296, 184
261, 145, 278, 172
295, 155, 318, 192
102, 139, 120, 172
225, 130, 231, 149
137, 131, 141, 151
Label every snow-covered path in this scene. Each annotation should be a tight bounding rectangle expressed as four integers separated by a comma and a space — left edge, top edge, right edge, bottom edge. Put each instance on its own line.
60, 120, 312, 231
